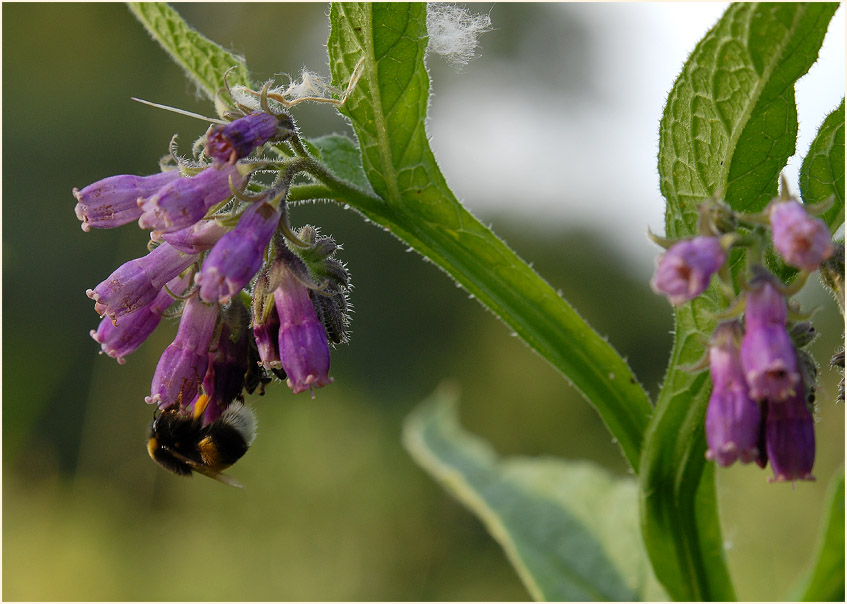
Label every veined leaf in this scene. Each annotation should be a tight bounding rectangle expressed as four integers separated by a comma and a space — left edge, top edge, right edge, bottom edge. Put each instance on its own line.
326, 3, 652, 470
647, 3, 838, 600
403, 386, 666, 602
659, 3, 839, 236
127, 2, 252, 101
800, 99, 845, 232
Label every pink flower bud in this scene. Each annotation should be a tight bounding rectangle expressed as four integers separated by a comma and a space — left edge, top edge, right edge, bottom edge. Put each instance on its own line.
650, 236, 725, 305
770, 200, 834, 271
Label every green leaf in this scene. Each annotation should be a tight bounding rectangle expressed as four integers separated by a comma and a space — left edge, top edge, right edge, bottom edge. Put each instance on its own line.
659, 3, 839, 237
308, 134, 374, 194
326, 3, 652, 471
127, 2, 252, 101
800, 99, 845, 232
647, 3, 838, 600
790, 470, 845, 602
403, 386, 666, 602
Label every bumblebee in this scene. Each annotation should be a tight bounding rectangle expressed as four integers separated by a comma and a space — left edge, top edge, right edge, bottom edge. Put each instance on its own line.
147, 394, 257, 487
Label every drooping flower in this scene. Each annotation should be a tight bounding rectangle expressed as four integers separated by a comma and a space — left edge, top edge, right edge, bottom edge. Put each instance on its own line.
157, 219, 227, 254
769, 200, 834, 271
253, 303, 282, 369
741, 323, 802, 402
195, 201, 281, 304
138, 163, 245, 233
744, 278, 788, 328
206, 112, 281, 164
765, 389, 816, 482
90, 273, 189, 364
274, 267, 332, 395
73, 171, 180, 232
147, 295, 219, 408
87, 242, 198, 322
650, 236, 725, 305
741, 280, 801, 401
705, 322, 762, 466
200, 321, 249, 423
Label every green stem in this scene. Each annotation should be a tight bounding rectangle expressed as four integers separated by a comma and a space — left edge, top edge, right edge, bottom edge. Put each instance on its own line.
299, 160, 387, 218
300, 159, 653, 470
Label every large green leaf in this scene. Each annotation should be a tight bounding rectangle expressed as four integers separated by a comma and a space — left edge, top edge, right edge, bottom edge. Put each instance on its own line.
127, 2, 252, 101
659, 3, 839, 236
800, 99, 845, 232
326, 3, 652, 471
403, 386, 666, 602
789, 470, 845, 602
646, 3, 838, 601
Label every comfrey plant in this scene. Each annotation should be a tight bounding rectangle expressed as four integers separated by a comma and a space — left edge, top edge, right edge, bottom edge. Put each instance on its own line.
650, 184, 836, 482
76, 66, 355, 484
75, 3, 844, 601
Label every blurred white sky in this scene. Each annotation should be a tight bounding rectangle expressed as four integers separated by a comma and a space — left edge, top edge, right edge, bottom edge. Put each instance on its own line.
428, 3, 845, 271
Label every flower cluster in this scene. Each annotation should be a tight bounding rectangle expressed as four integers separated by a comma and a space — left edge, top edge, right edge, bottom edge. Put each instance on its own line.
75, 98, 352, 481
650, 186, 839, 483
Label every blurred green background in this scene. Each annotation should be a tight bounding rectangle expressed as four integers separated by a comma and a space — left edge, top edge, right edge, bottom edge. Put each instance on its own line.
3, 3, 843, 601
